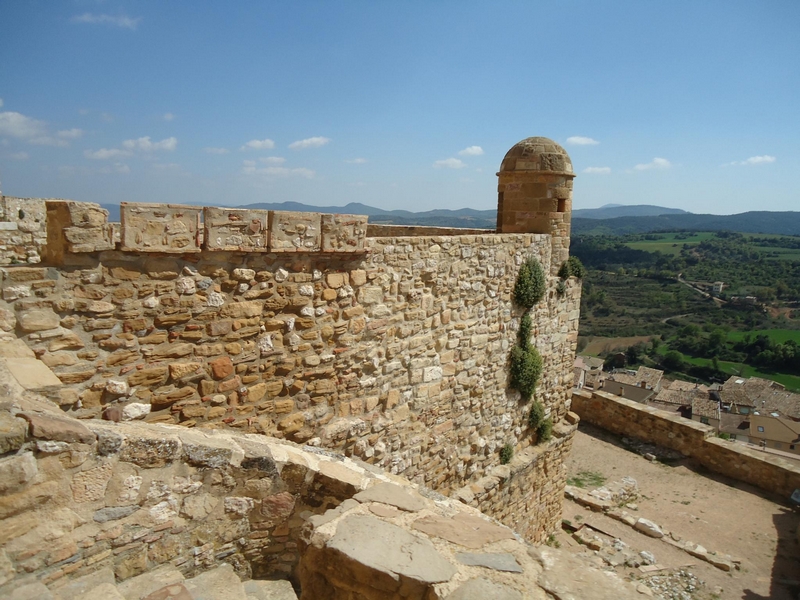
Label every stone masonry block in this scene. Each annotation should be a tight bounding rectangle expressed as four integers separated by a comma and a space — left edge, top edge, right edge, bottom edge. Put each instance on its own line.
203, 207, 269, 251
268, 211, 321, 252
45, 201, 113, 262
120, 203, 201, 253
321, 213, 368, 253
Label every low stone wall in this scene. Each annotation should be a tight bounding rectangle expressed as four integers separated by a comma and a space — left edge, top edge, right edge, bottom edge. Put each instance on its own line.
0, 379, 410, 594
572, 390, 800, 499
366, 224, 493, 237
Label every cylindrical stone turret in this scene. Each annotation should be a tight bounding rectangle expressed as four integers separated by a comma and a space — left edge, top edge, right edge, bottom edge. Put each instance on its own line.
497, 137, 575, 273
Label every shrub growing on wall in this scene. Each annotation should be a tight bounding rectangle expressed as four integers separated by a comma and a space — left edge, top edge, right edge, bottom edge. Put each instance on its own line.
500, 443, 514, 465
558, 256, 586, 280
514, 256, 546, 309
528, 401, 545, 429
537, 417, 553, 442
510, 345, 543, 400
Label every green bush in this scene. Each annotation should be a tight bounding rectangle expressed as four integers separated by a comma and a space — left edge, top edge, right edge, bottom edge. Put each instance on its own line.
500, 443, 514, 465
558, 256, 587, 279
518, 313, 532, 350
510, 345, 543, 399
528, 401, 545, 429
556, 280, 567, 295
514, 257, 546, 309
537, 417, 553, 442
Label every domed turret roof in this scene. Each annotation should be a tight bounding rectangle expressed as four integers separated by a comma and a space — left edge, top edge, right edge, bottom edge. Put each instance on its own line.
499, 137, 573, 174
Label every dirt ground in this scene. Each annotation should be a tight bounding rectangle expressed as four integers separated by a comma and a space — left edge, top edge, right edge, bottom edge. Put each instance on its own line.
582, 336, 654, 356
559, 423, 800, 600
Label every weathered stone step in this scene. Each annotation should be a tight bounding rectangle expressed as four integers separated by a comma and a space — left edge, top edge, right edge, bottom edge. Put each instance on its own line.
117, 565, 186, 600
182, 564, 248, 600
243, 579, 298, 600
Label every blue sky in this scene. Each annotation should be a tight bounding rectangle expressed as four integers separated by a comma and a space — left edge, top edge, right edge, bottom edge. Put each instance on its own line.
1, 1, 798, 214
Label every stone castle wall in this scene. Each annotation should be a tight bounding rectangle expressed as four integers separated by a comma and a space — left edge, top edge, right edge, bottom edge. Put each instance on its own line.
0, 195, 582, 544
572, 389, 800, 499
0, 383, 641, 600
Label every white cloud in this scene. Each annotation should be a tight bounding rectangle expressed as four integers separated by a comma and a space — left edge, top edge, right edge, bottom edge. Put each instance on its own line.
0, 111, 47, 139
241, 139, 275, 151
71, 13, 142, 30
163, 113, 175, 121
100, 113, 114, 123
259, 156, 285, 165
732, 155, 777, 166
205, 147, 230, 155
29, 136, 69, 147
6, 151, 29, 160
242, 161, 314, 178
566, 136, 600, 146
84, 148, 132, 160
583, 166, 611, 174
346, 158, 367, 164
433, 158, 466, 169
97, 162, 131, 174
122, 136, 177, 152
634, 157, 671, 171
0, 111, 76, 147
458, 146, 484, 156
289, 136, 331, 150
58, 128, 84, 139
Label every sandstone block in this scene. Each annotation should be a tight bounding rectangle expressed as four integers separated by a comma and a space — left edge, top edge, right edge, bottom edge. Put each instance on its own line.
119, 432, 181, 467
204, 207, 269, 251
0, 453, 37, 495
268, 211, 321, 252
209, 356, 234, 380
326, 514, 457, 584
0, 412, 27, 455
220, 300, 264, 318
321, 213, 367, 252
120, 203, 201, 253
17, 308, 59, 332
21, 412, 95, 444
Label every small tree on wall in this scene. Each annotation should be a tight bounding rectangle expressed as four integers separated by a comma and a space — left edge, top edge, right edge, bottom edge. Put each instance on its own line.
509, 257, 547, 438
558, 256, 586, 280
514, 257, 546, 309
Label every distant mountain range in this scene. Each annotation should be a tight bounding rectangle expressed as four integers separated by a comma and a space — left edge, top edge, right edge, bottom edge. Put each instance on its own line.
572, 204, 688, 219
99, 202, 800, 237
572, 211, 800, 236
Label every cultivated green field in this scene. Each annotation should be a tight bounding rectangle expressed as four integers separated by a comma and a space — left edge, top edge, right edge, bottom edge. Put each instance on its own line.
727, 329, 800, 344
681, 355, 800, 391
624, 231, 800, 260
625, 232, 716, 256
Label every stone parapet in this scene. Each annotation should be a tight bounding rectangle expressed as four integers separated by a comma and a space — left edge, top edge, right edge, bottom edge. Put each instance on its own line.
367, 224, 494, 237
0, 197, 48, 265
571, 389, 800, 499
